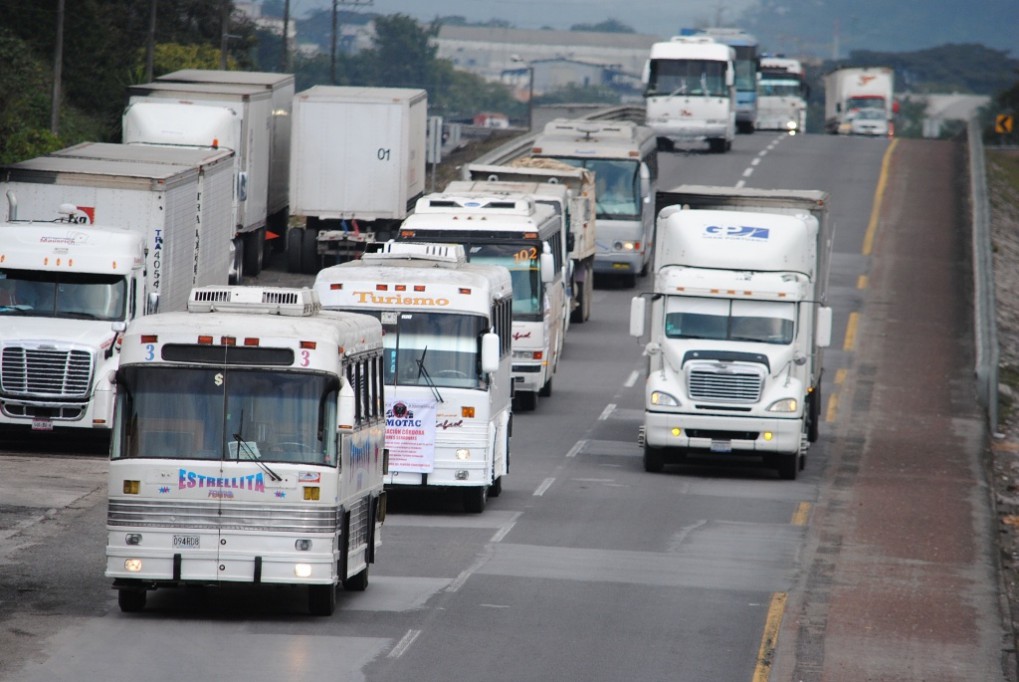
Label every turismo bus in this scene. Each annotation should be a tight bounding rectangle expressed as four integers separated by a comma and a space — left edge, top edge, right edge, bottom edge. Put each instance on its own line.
314, 242, 513, 513
531, 119, 658, 286
105, 286, 386, 616
397, 193, 565, 411
643, 35, 737, 154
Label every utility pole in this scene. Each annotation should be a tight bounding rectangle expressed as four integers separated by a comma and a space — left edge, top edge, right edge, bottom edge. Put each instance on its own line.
280, 0, 290, 72
220, 0, 229, 69
50, 0, 65, 135
145, 0, 157, 82
331, 0, 374, 85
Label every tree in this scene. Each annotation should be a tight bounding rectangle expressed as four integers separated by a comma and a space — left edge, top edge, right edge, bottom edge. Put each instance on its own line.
569, 19, 635, 33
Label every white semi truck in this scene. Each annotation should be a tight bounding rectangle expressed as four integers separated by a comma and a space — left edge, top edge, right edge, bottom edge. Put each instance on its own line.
459, 156, 598, 323
630, 185, 833, 480
154, 70, 295, 257
756, 57, 808, 133
288, 86, 428, 274
123, 80, 275, 279
824, 67, 896, 136
314, 242, 513, 513
0, 200, 147, 433
1, 146, 234, 313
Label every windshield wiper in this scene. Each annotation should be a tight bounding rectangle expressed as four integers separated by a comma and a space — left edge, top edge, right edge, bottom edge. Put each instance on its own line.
232, 409, 281, 481
415, 346, 444, 403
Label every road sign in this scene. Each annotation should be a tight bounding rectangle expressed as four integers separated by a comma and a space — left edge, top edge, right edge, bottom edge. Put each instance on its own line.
996, 114, 1014, 134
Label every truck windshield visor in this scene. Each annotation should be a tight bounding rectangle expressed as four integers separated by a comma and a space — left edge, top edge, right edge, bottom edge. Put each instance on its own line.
112, 366, 338, 465
664, 297, 795, 344
0, 269, 127, 321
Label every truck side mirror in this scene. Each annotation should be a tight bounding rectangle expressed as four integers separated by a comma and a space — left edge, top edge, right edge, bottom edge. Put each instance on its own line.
146, 292, 160, 315
629, 297, 646, 337
338, 377, 356, 431
816, 306, 833, 348
726, 68, 734, 87
481, 332, 500, 373
237, 172, 248, 202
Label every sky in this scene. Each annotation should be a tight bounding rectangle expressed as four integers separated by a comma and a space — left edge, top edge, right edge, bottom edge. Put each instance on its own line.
289, 0, 758, 39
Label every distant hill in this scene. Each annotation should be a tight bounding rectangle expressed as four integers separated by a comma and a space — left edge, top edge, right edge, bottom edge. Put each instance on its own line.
740, 0, 1015, 59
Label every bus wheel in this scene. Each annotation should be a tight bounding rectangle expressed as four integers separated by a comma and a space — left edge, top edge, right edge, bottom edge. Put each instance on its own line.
539, 377, 553, 398
489, 476, 502, 497
515, 391, 537, 412
308, 583, 337, 616
643, 444, 665, 473
342, 566, 369, 592
118, 588, 147, 613
463, 485, 488, 513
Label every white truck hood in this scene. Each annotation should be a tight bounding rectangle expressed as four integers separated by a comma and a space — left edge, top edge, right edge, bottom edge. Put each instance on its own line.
0, 317, 122, 355
657, 337, 797, 379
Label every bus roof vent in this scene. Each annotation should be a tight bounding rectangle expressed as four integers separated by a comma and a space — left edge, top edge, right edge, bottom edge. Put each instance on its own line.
362, 241, 466, 265
415, 193, 535, 215
188, 286, 321, 316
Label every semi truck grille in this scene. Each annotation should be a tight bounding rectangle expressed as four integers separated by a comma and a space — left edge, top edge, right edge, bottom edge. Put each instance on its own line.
1, 346, 94, 398
688, 368, 762, 403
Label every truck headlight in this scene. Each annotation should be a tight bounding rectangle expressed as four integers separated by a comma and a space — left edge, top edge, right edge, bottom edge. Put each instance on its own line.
650, 391, 680, 407
766, 398, 798, 413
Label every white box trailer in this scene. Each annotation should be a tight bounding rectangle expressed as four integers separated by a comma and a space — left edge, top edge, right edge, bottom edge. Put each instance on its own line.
823, 67, 895, 136
156, 70, 294, 228
123, 81, 274, 278
0, 149, 233, 313
288, 86, 428, 274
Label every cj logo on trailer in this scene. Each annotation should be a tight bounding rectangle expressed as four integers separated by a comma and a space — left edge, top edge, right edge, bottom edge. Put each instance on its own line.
704, 225, 770, 240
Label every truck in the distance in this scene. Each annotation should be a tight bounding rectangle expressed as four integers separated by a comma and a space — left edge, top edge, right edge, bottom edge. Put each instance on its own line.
0, 199, 147, 433
123, 80, 275, 278
823, 67, 896, 136
287, 86, 427, 274
630, 185, 833, 480
455, 155, 597, 323
756, 56, 808, 133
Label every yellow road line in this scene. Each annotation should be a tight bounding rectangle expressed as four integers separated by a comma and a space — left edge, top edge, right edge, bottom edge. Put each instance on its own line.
857, 274, 868, 289
861, 138, 899, 256
752, 592, 789, 682
843, 311, 859, 351
791, 501, 811, 526
826, 392, 839, 422
834, 368, 847, 385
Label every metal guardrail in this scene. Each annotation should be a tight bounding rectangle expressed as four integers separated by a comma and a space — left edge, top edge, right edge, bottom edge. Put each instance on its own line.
467, 104, 646, 172
969, 116, 999, 433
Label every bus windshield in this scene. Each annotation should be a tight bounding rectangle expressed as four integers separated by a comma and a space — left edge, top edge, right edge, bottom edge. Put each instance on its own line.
0, 269, 127, 321
358, 310, 488, 390
554, 158, 640, 221
467, 242, 543, 318
664, 297, 795, 344
646, 59, 728, 98
759, 78, 802, 97
112, 366, 339, 465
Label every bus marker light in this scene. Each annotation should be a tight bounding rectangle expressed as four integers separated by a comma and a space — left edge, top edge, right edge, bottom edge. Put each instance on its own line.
303, 487, 320, 501
198, 335, 214, 345
300, 341, 317, 350
330, 283, 343, 290
244, 338, 259, 346
461, 406, 475, 418
140, 335, 158, 344
222, 336, 236, 346
123, 480, 140, 494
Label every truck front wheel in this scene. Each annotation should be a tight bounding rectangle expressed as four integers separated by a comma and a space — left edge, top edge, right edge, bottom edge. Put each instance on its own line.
643, 444, 665, 473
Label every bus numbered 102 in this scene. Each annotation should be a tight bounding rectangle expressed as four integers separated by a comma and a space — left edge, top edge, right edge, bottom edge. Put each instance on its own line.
105, 286, 386, 616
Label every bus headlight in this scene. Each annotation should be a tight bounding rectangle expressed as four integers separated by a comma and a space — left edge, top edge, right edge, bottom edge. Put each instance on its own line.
766, 398, 798, 413
294, 564, 313, 578
456, 448, 471, 460
124, 558, 143, 572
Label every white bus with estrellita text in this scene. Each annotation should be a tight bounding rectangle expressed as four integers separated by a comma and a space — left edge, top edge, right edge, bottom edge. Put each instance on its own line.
105, 286, 386, 616
314, 242, 513, 513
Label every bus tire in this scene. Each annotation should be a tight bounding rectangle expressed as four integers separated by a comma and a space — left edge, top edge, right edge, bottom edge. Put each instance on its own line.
342, 566, 369, 592
463, 485, 488, 513
308, 583, 337, 615
515, 391, 537, 412
539, 377, 553, 398
118, 588, 147, 613
489, 475, 502, 497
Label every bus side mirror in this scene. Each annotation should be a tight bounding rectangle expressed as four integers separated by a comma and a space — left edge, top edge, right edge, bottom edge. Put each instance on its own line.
726, 68, 734, 87
816, 306, 833, 348
540, 251, 554, 284
338, 378, 356, 431
237, 172, 248, 202
630, 297, 646, 337
481, 332, 500, 373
